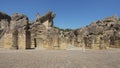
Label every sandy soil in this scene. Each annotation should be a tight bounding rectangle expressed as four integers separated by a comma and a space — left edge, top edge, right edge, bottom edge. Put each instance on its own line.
0, 49, 120, 68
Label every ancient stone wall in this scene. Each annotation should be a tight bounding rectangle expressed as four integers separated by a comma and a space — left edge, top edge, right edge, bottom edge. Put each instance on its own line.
0, 12, 11, 49
0, 11, 120, 50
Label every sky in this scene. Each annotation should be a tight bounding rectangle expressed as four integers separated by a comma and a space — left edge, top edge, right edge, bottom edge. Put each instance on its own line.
0, 0, 120, 29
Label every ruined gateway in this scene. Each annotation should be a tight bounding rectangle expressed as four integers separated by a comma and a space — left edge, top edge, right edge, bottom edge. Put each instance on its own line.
0, 11, 120, 50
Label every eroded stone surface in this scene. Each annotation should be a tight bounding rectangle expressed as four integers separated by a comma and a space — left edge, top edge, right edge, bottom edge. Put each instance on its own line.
0, 11, 120, 50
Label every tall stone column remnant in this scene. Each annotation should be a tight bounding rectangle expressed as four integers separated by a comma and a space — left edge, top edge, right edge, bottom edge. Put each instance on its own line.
10, 13, 30, 49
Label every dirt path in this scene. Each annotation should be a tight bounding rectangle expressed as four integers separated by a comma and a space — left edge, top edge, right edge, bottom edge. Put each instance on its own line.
0, 49, 120, 68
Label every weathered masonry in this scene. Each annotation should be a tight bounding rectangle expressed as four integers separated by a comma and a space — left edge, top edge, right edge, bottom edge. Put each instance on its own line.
0, 11, 57, 50
0, 11, 120, 50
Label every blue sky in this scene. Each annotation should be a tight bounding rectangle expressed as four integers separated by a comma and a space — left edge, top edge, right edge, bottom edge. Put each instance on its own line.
0, 0, 120, 29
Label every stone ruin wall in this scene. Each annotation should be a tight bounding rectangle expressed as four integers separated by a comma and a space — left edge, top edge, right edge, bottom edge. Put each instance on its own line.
0, 12, 29, 49
0, 11, 120, 50
0, 13, 11, 49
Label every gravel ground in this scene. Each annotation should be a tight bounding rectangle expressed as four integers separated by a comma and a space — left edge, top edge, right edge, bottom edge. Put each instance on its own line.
0, 49, 120, 68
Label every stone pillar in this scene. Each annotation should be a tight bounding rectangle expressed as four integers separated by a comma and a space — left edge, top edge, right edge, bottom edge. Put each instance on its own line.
59, 37, 67, 50
0, 19, 10, 49
92, 39, 95, 49
82, 42, 85, 52
0, 35, 4, 48
83, 36, 88, 47
11, 29, 18, 49
18, 33, 26, 49
99, 37, 106, 49
3, 33, 12, 49
53, 34, 59, 49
